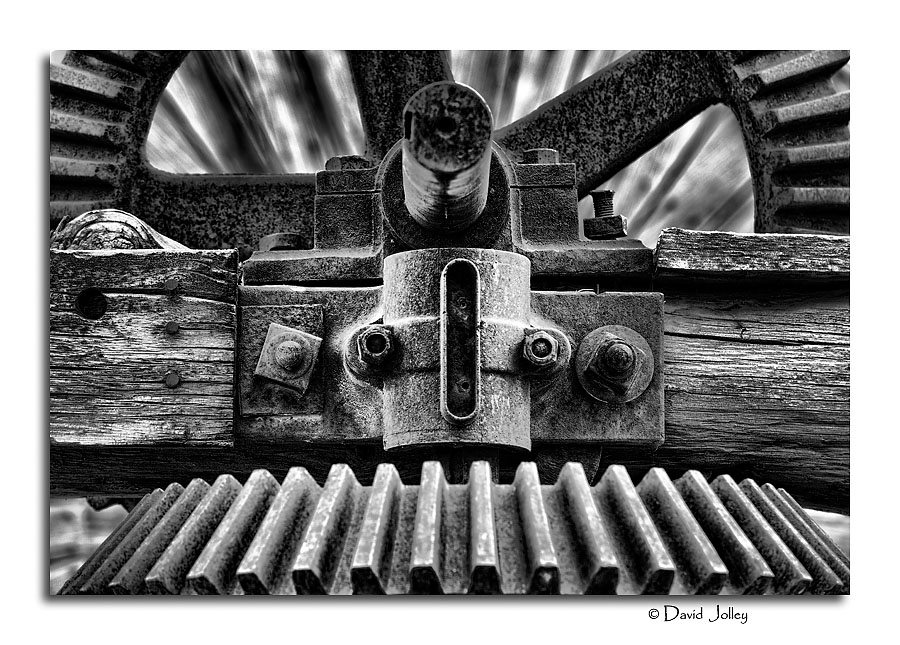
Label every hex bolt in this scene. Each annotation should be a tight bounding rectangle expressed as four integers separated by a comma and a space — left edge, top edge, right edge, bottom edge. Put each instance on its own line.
165, 321, 180, 335
576, 325, 655, 403
600, 340, 635, 377
163, 278, 179, 295
164, 371, 181, 388
357, 326, 395, 367
522, 148, 560, 164
522, 330, 560, 369
587, 336, 639, 395
274, 339, 308, 373
590, 190, 615, 218
325, 155, 372, 171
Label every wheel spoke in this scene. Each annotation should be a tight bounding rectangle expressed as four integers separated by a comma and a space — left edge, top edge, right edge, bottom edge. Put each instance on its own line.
495, 50, 723, 198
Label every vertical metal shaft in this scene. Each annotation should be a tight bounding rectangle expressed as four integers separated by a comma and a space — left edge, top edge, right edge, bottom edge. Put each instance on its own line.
401, 82, 494, 233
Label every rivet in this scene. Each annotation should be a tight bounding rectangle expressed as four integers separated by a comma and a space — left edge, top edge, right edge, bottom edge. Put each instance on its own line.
164, 371, 181, 388
165, 321, 180, 335
164, 278, 179, 294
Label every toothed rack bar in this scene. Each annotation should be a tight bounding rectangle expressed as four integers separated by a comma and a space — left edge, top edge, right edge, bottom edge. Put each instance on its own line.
59, 462, 848, 596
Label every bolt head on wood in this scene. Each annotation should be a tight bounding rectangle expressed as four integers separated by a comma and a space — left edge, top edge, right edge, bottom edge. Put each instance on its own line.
164, 371, 181, 388
163, 278, 179, 294
165, 321, 180, 335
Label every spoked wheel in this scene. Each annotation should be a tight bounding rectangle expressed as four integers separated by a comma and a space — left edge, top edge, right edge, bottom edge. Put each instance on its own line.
50, 50, 849, 249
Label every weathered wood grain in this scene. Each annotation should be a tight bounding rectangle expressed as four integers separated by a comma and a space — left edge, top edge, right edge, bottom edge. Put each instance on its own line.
50, 250, 237, 446
604, 289, 849, 513
655, 228, 850, 281
50, 249, 238, 304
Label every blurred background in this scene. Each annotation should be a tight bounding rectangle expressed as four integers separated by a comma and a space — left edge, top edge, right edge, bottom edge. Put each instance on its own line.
49, 50, 850, 593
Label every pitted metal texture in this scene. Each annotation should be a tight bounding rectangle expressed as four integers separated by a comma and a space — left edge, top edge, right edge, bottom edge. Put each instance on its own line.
59, 461, 849, 596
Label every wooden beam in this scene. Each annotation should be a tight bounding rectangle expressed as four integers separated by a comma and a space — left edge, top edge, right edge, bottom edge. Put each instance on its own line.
50, 250, 238, 447
655, 228, 850, 282
605, 288, 849, 513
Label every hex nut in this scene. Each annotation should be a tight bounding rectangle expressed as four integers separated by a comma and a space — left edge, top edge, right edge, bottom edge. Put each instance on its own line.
575, 325, 655, 403
522, 330, 559, 368
357, 326, 395, 367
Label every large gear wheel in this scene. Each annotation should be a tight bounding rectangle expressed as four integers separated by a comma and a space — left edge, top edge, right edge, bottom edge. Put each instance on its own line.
49, 50, 849, 249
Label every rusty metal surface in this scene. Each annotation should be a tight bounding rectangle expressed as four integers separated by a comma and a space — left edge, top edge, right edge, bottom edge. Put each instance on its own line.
49, 50, 319, 253
58, 462, 848, 595
495, 50, 850, 234
401, 82, 494, 233
235, 259, 664, 454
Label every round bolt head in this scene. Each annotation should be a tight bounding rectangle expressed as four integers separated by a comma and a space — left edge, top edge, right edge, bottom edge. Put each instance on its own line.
523, 330, 559, 368
163, 278, 179, 294
575, 325, 655, 403
599, 341, 636, 377
274, 339, 308, 373
357, 326, 395, 367
165, 321, 180, 335
164, 371, 180, 388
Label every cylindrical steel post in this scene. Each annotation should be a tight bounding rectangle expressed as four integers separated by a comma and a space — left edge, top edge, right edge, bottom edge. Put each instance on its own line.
401, 82, 494, 233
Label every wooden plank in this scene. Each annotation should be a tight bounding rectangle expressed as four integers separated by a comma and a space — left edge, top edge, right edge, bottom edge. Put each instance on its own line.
50, 249, 238, 304
604, 288, 849, 513
50, 250, 237, 446
655, 228, 849, 281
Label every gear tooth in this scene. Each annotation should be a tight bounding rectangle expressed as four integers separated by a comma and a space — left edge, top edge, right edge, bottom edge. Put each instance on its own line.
636, 468, 727, 595
50, 63, 136, 107
409, 462, 447, 594
144, 474, 242, 595
185, 470, 279, 595
466, 461, 502, 594
50, 110, 125, 148
759, 484, 850, 593
350, 464, 403, 595
291, 464, 363, 595
759, 91, 850, 136
675, 471, 774, 594
769, 140, 850, 171
594, 465, 675, 595
737, 479, 843, 594
744, 50, 849, 98
770, 185, 851, 228
557, 462, 619, 594
81, 483, 185, 594
236, 468, 321, 595
108, 478, 211, 595
78, 50, 160, 75
513, 462, 560, 594
50, 156, 118, 185
712, 476, 812, 594
777, 488, 850, 568
58, 490, 162, 595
